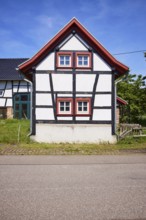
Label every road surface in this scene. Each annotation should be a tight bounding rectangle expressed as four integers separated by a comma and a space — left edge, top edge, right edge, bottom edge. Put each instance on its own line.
0, 155, 146, 220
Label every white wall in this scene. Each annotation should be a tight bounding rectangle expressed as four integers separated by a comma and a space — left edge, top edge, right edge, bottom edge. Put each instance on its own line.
36, 53, 55, 70
76, 74, 96, 92
93, 53, 111, 71
0, 98, 5, 106
36, 94, 52, 106
57, 117, 73, 120
35, 74, 51, 91
92, 109, 111, 121
4, 90, 12, 98
52, 74, 72, 92
60, 36, 88, 51
94, 94, 111, 106
6, 99, 12, 106
96, 75, 112, 92
36, 108, 54, 120
76, 117, 90, 120
31, 124, 116, 143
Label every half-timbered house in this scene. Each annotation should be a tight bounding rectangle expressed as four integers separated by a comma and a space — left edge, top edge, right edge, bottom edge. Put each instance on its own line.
17, 18, 129, 143
0, 58, 30, 119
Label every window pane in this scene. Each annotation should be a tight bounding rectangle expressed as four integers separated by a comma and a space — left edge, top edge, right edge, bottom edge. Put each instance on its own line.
60, 61, 64, 65
78, 102, 82, 106
65, 61, 70, 65
15, 95, 19, 101
65, 102, 70, 111
60, 56, 64, 61
21, 95, 28, 101
60, 56, 64, 65
78, 107, 82, 111
65, 56, 70, 61
22, 104, 28, 118
60, 107, 64, 111
77, 55, 89, 66
83, 107, 87, 111
59, 55, 70, 66
84, 61, 88, 65
58, 100, 71, 113
78, 56, 82, 61
15, 104, 19, 111
60, 102, 65, 111
15, 112, 19, 119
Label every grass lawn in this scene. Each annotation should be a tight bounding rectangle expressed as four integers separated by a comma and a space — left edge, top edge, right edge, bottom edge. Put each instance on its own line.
0, 119, 146, 155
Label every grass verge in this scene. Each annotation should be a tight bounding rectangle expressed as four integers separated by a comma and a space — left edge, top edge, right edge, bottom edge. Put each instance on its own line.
0, 119, 146, 155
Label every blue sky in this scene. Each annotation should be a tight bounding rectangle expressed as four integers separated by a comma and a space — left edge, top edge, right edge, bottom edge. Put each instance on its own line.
0, 0, 146, 76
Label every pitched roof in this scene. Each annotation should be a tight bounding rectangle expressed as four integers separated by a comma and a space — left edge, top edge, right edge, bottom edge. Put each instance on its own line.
0, 58, 28, 80
18, 18, 129, 77
117, 96, 128, 105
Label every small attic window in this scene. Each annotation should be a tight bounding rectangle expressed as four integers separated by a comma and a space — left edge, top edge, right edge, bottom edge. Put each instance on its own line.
75, 52, 91, 69
78, 55, 88, 66
60, 55, 70, 65
56, 52, 73, 68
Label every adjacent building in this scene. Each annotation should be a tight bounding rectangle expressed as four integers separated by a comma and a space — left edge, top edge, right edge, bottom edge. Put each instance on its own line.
0, 58, 30, 119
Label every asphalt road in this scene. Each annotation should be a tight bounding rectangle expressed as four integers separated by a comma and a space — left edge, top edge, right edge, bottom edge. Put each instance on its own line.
0, 155, 146, 220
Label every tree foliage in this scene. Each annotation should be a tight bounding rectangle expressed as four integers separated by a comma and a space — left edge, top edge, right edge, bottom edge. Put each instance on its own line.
117, 74, 146, 124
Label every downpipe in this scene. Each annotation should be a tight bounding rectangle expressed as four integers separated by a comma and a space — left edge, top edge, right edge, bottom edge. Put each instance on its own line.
24, 78, 33, 136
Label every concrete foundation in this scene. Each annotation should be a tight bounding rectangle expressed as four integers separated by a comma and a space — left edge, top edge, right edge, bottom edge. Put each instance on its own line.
31, 124, 117, 144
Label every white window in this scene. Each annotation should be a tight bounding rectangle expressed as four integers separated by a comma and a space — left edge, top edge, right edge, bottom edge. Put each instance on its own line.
75, 98, 91, 115
60, 101, 70, 112
56, 52, 72, 68
57, 98, 73, 115
78, 101, 88, 112
78, 55, 88, 66
59, 55, 71, 66
76, 52, 91, 68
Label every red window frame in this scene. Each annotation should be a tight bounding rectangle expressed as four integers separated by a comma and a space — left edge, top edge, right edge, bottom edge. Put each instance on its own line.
75, 98, 91, 116
56, 52, 73, 68
56, 97, 91, 116
75, 52, 92, 69
56, 97, 73, 116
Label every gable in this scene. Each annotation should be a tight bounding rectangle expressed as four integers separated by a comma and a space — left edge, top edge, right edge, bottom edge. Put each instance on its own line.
18, 18, 129, 77
35, 34, 111, 71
